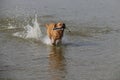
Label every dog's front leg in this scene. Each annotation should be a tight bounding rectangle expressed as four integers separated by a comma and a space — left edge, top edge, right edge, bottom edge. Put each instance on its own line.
51, 38, 56, 45
56, 39, 61, 45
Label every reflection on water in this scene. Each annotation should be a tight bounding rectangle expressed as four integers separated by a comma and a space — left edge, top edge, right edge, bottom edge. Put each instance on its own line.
48, 46, 66, 80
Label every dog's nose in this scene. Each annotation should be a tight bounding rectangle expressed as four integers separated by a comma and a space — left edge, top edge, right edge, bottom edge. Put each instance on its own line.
62, 23, 66, 29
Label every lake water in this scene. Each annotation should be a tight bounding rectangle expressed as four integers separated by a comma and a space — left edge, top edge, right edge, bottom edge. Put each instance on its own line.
1, 0, 120, 80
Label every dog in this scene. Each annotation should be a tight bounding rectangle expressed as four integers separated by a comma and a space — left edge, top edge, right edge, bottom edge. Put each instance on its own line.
45, 22, 66, 46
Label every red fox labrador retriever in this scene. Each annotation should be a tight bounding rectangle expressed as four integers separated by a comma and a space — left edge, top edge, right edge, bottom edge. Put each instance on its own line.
45, 22, 66, 46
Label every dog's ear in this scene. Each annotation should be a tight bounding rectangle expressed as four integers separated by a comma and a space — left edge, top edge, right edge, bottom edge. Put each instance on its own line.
45, 23, 56, 28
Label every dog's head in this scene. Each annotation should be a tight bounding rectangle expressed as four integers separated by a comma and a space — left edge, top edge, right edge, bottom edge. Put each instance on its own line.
54, 22, 66, 30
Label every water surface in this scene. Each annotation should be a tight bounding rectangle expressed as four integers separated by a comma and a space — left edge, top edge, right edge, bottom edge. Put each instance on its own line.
1, 0, 120, 80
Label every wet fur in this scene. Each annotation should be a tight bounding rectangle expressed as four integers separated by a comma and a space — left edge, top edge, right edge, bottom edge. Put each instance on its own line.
45, 22, 66, 45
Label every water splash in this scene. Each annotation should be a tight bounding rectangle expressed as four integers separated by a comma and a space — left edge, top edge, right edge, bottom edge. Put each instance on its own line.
24, 14, 42, 39
7, 23, 16, 29
13, 14, 51, 45
42, 36, 51, 45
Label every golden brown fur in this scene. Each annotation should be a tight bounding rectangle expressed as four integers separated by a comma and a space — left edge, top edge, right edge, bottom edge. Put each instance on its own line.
45, 22, 66, 45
